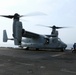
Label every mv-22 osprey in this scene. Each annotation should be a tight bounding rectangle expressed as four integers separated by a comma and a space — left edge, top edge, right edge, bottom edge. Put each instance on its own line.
2, 13, 67, 51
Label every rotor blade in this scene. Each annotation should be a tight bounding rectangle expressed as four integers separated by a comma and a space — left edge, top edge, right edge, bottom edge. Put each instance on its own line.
55, 27, 67, 29
0, 15, 14, 19
23, 12, 47, 17
50, 25, 68, 29
36, 24, 51, 28
0, 12, 46, 19
36, 24, 68, 29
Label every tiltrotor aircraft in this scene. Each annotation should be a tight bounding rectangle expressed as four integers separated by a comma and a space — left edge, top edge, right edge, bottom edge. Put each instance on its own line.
1, 13, 67, 51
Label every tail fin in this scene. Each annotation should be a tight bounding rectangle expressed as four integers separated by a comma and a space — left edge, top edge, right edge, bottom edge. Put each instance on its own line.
3, 30, 8, 42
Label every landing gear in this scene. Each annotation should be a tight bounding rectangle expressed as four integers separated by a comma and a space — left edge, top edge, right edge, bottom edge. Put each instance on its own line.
19, 45, 23, 49
25, 47, 29, 50
25, 47, 39, 51
61, 48, 65, 52
36, 48, 39, 50
61, 49, 64, 52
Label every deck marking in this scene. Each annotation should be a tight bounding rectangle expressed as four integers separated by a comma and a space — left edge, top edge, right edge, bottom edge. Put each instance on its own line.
61, 69, 76, 74
51, 53, 66, 57
16, 62, 34, 66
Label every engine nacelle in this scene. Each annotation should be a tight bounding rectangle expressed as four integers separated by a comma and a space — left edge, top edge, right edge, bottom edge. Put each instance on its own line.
14, 21, 22, 45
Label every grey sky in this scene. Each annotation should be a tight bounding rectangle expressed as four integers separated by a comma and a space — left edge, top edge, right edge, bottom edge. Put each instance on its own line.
0, 0, 76, 47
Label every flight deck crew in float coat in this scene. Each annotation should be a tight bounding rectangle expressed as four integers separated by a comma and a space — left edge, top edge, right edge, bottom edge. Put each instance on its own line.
73, 43, 76, 50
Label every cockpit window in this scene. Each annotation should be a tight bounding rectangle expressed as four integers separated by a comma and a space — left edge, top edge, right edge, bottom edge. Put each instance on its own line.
58, 38, 61, 41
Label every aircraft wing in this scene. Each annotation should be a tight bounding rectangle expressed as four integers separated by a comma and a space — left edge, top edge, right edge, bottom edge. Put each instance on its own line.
22, 30, 40, 38
46, 34, 57, 37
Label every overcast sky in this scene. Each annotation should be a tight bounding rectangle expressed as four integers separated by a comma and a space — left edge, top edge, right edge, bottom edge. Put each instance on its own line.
0, 0, 76, 47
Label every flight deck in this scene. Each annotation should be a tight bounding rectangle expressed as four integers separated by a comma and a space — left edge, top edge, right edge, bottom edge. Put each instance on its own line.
0, 47, 76, 75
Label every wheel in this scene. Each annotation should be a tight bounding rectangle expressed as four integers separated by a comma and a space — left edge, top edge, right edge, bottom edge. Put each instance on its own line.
61, 48, 65, 52
36, 48, 39, 50
25, 47, 29, 50
19, 46, 23, 49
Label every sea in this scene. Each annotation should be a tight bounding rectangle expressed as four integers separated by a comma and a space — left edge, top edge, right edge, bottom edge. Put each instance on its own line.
66, 44, 73, 49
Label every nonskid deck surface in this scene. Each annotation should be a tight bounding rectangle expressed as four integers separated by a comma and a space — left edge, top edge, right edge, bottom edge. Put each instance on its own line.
0, 47, 76, 75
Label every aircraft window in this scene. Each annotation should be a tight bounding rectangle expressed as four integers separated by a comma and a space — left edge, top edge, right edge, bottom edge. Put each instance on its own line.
58, 38, 61, 41
45, 38, 49, 44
